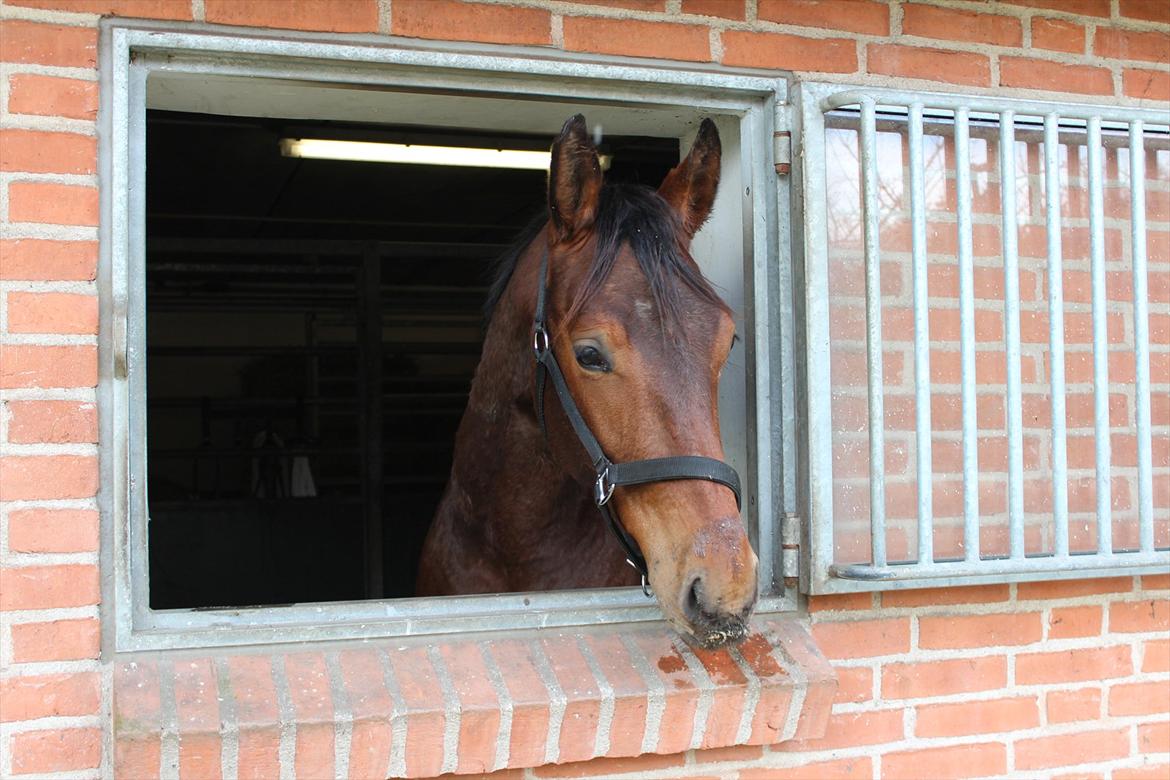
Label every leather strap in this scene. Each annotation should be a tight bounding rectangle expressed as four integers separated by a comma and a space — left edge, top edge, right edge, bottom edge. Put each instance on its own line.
530, 247, 741, 593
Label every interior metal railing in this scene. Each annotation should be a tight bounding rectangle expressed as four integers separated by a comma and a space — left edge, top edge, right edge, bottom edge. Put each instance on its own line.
798, 83, 1169, 593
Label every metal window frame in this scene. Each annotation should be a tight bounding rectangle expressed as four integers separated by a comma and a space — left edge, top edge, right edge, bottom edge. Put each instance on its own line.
794, 81, 1169, 595
98, 20, 795, 652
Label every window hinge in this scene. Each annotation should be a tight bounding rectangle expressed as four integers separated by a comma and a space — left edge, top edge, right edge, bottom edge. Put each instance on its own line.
773, 130, 791, 176
781, 512, 801, 580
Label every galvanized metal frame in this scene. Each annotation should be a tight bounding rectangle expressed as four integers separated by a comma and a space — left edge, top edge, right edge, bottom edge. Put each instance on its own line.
98, 21, 793, 651
796, 82, 1169, 594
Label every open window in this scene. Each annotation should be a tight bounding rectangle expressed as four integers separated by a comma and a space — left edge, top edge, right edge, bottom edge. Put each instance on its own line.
102, 24, 792, 650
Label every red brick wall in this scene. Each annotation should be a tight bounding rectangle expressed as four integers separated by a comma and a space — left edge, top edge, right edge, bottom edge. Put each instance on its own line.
0, 1, 1167, 778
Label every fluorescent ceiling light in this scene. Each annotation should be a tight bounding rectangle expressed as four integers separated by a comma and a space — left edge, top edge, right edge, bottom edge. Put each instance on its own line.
280, 138, 552, 170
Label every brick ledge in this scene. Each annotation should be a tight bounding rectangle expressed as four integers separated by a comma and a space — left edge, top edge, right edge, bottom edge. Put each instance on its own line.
113, 617, 836, 778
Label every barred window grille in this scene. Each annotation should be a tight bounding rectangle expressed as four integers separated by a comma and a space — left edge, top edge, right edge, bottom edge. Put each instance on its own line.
797, 83, 1169, 593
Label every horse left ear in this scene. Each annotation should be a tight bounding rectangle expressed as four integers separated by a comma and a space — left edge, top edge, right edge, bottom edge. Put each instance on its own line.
658, 118, 721, 239
548, 114, 603, 243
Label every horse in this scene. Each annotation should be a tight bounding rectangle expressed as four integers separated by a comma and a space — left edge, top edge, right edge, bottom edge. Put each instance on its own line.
416, 114, 758, 648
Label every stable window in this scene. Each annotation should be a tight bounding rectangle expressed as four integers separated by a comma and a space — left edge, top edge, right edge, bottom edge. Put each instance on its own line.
794, 82, 1170, 593
102, 23, 793, 650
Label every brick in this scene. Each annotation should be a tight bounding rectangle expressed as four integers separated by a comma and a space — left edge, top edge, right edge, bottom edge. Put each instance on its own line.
1048, 605, 1103, 639
11, 727, 101, 774
7, 508, 98, 553
757, 0, 888, 35
1096, 27, 1170, 64
8, 74, 97, 120
1001, 0, 1110, 15
1112, 599, 1170, 633
389, 647, 446, 778
879, 584, 1010, 608
284, 654, 334, 779
902, 4, 1022, 46
579, 633, 647, 758
204, 0, 376, 32
808, 592, 873, 612
1000, 57, 1113, 95
0, 345, 97, 389
7, 292, 98, 335
0, 240, 97, 281
0, 673, 100, 721
570, 0, 664, 8
811, 617, 909, 659
9, 182, 99, 226
782, 708, 903, 752
1032, 18, 1086, 54
695, 744, 763, 763
5, 0, 192, 18
721, 30, 857, 72
1047, 688, 1102, 723
883, 742, 1007, 780
628, 631, 700, 754
487, 640, 550, 770
563, 17, 709, 63
1017, 577, 1132, 600
1017, 645, 1133, 684
535, 753, 685, 777
1124, 68, 1170, 101
6, 400, 98, 444
867, 44, 990, 87
440, 642, 500, 774
337, 650, 393, 780
0, 21, 97, 67
1140, 720, 1170, 753
1115, 765, 1170, 780
0, 564, 99, 610
172, 660, 222, 780
918, 612, 1042, 649
1121, 0, 1170, 23
0, 455, 97, 501
11, 618, 100, 662
832, 665, 873, 704
883, 656, 1007, 699
740, 757, 872, 780
0, 130, 96, 175
915, 696, 1038, 738
681, 0, 745, 20
737, 631, 799, 744
1017, 728, 1130, 770
1144, 639, 1170, 672
1110, 680, 1170, 716
393, 0, 549, 45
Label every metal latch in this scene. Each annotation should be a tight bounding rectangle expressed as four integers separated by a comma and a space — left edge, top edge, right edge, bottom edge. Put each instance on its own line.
773, 131, 791, 175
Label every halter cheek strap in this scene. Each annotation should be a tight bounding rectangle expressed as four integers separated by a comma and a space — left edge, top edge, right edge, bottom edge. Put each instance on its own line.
531, 248, 742, 597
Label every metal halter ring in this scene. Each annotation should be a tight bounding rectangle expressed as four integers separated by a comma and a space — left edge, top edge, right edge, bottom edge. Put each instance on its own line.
626, 561, 653, 598
594, 466, 615, 506
533, 326, 550, 356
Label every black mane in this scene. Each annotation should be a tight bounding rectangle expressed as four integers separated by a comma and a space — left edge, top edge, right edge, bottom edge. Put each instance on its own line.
483, 182, 727, 327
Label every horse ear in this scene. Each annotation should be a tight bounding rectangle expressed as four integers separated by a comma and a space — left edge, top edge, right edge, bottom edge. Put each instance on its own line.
548, 114, 603, 243
658, 118, 721, 239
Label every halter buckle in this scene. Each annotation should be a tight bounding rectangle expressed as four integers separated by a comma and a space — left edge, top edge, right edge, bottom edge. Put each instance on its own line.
594, 465, 615, 506
533, 324, 550, 356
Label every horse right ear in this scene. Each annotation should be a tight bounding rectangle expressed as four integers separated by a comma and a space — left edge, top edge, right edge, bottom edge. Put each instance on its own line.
548, 114, 603, 243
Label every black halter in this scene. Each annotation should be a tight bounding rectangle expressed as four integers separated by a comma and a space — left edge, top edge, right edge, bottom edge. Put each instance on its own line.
531, 248, 742, 597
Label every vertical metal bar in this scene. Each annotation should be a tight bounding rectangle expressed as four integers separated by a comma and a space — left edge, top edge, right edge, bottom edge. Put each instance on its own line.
999, 111, 1026, 560
359, 246, 385, 597
955, 108, 980, 561
908, 102, 933, 565
859, 97, 887, 568
1044, 114, 1070, 558
1129, 121, 1155, 552
1087, 117, 1112, 556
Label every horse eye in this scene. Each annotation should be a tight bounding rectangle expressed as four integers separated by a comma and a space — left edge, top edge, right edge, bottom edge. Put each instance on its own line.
575, 345, 610, 372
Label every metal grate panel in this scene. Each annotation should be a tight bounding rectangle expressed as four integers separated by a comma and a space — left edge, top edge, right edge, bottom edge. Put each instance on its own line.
797, 83, 1169, 593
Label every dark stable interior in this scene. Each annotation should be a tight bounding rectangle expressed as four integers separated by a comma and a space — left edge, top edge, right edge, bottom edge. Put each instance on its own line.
145, 109, 679, 609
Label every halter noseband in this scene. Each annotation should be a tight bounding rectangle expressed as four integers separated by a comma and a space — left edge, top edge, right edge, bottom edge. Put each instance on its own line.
531, 248, 742, 598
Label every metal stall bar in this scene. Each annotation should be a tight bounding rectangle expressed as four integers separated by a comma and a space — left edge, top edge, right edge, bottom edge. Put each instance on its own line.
955, 107, 981, 562
859, 97, 888, 568
1087, 117, 1113, 556
908, 102, 934, 565
1130, 121, 1155, 552
1044, 114, 1071, 558
999, 111, 1026, 559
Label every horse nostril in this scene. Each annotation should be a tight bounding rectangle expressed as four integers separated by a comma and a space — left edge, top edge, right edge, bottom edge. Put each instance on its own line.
683, 576, 703, 622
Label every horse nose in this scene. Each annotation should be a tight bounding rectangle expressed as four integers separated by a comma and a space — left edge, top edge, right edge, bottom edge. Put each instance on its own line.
680, 573, 758, 648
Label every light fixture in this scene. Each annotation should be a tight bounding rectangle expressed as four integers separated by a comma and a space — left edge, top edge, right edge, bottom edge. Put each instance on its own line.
280, 138, 552, 170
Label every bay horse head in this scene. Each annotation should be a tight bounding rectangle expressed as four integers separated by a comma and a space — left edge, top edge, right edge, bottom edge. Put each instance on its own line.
540, 114, 758, 647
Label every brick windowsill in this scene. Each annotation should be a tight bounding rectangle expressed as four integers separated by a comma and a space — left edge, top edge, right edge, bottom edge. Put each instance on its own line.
113, 616, 836, 777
